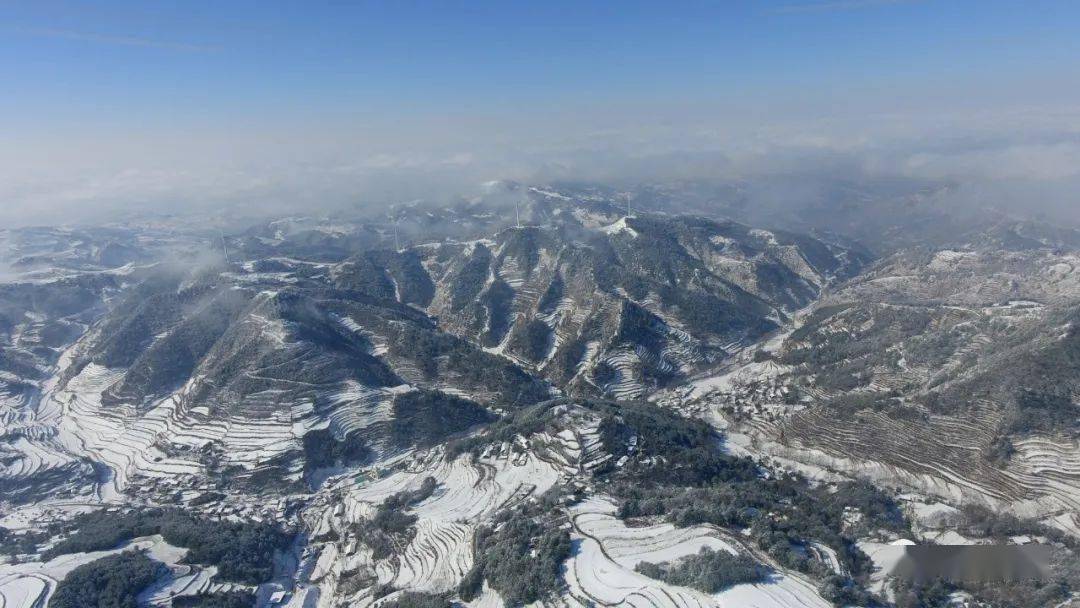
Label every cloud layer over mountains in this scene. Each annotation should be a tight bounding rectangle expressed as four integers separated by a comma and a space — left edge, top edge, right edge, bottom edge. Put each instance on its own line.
4, 98, 1080, 227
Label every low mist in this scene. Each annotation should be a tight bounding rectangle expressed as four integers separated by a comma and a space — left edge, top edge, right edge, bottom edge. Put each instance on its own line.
3, 98, 1080, 232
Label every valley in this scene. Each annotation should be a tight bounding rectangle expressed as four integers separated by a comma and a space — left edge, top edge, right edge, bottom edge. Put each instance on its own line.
1, 185, 1077, 608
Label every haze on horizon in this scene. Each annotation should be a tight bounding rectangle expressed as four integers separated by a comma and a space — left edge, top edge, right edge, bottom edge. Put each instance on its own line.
3, 0, 1080, 226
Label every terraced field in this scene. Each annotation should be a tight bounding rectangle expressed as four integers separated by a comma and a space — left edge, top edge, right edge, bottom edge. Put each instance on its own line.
4, 211, 1079, 608
658, 240, 1080, 537
0, 536, 204, 608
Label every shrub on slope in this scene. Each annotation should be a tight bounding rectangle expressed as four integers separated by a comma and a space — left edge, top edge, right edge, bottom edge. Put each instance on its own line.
390, 390, 497, 448
50, 550, 164, 608
171, 591, 255, 608
635, 547, 766, 593
597, 402, 759, 486
43, 509, 291, 585
459, 502, 572, 606
384, 323, 552, 406
381, 591, 452, 608
352, 477, 438, 560
302, 428, 372, 477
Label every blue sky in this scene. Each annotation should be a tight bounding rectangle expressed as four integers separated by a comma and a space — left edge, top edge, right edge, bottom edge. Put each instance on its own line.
5, 1, 1080, 123
3, 1, 1080, 223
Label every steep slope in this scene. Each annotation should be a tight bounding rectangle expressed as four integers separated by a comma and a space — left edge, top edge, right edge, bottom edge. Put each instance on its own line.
24, 255, 554, 499
659, 224, 1080, 534
411, 213, 862, 400
287, 399, 876, 608
5, 211, 1079, 608
0, 238, 133, 504
16, 203, 862, 499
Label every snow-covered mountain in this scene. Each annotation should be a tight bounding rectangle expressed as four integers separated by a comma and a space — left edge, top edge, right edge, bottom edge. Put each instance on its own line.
1, 194, 1077, 608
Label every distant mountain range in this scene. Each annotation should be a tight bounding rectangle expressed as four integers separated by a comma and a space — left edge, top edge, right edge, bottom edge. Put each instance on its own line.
1, 184, 1078, 608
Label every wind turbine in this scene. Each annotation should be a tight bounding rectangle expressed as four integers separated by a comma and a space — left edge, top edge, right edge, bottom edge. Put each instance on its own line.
220, 230, 230, 264
388, 211, 403, 252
